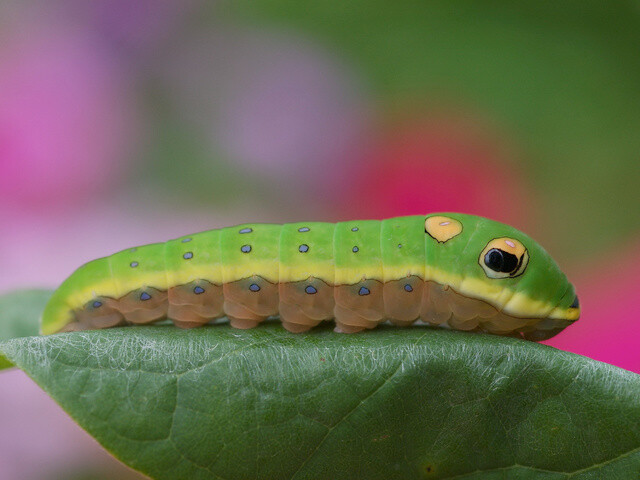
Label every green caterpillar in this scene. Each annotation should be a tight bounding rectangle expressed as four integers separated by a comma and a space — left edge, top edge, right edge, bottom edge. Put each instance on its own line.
41, 213, 580, 340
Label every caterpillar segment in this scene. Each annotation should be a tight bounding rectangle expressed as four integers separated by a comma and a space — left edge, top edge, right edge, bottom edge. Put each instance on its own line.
41, 214, 581, 340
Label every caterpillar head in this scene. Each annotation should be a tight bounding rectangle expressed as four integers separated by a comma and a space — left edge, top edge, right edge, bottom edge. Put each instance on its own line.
425, 213, 579, 340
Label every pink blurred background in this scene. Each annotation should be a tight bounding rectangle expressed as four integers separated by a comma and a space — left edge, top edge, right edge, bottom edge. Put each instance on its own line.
1, 1, 638, 478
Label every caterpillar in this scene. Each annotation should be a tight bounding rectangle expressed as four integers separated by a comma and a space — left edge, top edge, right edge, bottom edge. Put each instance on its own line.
41, 213, 580, 341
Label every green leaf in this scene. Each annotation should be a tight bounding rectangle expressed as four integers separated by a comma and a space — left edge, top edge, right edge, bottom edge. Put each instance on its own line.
0, 291, 638, 480
0, 289, 51, 369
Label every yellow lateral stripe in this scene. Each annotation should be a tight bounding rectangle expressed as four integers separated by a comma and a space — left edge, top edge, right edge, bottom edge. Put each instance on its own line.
58, 262, 576, 326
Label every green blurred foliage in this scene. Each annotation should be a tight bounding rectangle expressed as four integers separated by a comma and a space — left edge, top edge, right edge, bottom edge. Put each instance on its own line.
178, 0, 640, 259
0, 290, 50, 369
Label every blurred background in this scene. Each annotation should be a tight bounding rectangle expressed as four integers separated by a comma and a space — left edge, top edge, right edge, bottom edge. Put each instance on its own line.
0, 1, 638, 478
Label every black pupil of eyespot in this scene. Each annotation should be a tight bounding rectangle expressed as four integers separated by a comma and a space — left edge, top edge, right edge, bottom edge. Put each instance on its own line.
484, 248, 519, 273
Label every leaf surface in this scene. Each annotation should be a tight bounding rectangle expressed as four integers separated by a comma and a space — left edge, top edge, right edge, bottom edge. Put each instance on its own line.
0, 290, 638, 479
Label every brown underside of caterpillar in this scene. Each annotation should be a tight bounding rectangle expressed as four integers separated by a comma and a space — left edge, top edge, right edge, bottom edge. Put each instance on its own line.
64, 278, 569, 340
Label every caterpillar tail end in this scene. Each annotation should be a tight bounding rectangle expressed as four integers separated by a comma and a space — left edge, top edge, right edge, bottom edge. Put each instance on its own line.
40, 289, 74, 335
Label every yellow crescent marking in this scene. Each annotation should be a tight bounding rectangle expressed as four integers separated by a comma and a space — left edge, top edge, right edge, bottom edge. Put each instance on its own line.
425, 216, 463, 243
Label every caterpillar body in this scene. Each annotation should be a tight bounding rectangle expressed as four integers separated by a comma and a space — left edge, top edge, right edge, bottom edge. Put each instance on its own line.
41, 214, 580, 341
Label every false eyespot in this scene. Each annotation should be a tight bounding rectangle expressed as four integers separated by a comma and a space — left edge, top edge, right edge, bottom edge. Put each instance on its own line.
479, 237, 529, 279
